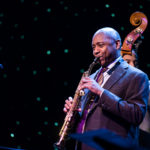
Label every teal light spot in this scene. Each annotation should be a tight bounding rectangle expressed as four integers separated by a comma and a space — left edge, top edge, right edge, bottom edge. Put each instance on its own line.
80, 69, 84, 73
20, 35, 24, 40
147, 64, 150, 68
21, 55, 26, 60
37, 131, 42, 135
0, 21, 2, 25
35, 1, 39, 5
94, 8, 99, 12
10, 133, 15, 138
141, 36, 144, 40
14, 24, 19, 28
46, 50, 51, 55
33, 70, 37, 75
64, 6, 68, 10
0, 13, 4, 17
74, 13, 79, 16
47, 8, 51, 12
58, 37, 63, 42
64, 49, 69, 53
0, 47, 3, 51
111, 13, 115, 17
16, 67, 20, 71
17, 145, 21, 149
44, 106, 48, 111
36, 97, 41, 102
46, 67, 51, 72
129, 3, 133, 7
44, 121, 48, 125
59, 1, 64, 5
54, 122, 59, 126
20, 0, 24, 3
121, 26, 125, 31
16, 121, 20, 125
139, 5, 143, 9
64, 81, 68, 86
34, 17, 38, 21
105, 4, 110, 8
3, 74, 7, 78
10, 36, 14, 40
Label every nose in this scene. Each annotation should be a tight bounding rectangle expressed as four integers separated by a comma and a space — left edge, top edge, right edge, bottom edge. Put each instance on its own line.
93, 47, 100, 57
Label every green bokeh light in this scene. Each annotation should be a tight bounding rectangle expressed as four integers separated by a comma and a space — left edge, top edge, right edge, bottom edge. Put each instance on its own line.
33, 70, 37, 75
64, 49, 69, 53
46, 67, 51, 72
105, 4, 110, 8
47, 8, 51, 12
37, 131, 42, 135
54, 122, 59, 126
111, 13, 115, 17
44, 106, 48, 111
80, 69, 84, 73
10, 133, 15, 138
47, 50, 51, 55
36, 97, 41, 102
16, 121, 20, 125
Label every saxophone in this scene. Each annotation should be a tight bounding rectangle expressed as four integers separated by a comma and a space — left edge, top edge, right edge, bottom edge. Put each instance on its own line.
54, 57, 99, 150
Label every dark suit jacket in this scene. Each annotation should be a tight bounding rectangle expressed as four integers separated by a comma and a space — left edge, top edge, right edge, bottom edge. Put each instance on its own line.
77, 59, 149, 150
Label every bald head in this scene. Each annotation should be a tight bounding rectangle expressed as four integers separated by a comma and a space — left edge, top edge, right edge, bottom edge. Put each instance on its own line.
93, 27, 122, 47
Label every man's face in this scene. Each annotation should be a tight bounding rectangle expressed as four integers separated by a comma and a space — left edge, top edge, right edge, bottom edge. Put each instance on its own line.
92, 33, 119, 67
123, 53, 137, 67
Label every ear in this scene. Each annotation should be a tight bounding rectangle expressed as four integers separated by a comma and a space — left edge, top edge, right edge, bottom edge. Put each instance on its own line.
116, 40, 121, 50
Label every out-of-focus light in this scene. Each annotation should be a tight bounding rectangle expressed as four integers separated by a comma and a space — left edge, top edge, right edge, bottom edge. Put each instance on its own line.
34, 17, 38, 21
37, 131, 42, 135
64, 81, 68, 86
147, 64, 150, 68
74, 13, 79, 16
64, 49, 69, 53
3, 74, 7, 78
0, 13, 4, 17
14, 24, 19, 28
46, 67, 51, 72
20, 35, 24, 40
121, 26, 125, 31
54, 122, 59, 126
16, 67, 20, 71
47, 8, 51, 13
35, 1, 39, 5
10, 133, 15, 138
16, 121, 20, 125
105, 4, 110, 8
139, 5, 143, 9
36, 97, 41, 102
33, 70, 37, 75
111, 13, 115, 17
44, 106, 48, 111
46, 50, 51, 55
44, 121, 48, 125
80, 69, 84, 73
64, 6, 68, 10
20, 0, 24, 3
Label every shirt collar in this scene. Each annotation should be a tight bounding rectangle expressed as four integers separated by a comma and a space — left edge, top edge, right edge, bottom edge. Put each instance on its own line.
107, 56, 121, 70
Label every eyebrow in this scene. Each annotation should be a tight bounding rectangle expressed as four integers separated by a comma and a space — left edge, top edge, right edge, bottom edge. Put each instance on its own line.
92, 42, 104, 46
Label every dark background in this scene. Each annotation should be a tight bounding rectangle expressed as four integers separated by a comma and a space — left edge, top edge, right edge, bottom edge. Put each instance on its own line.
0, 0, 150, 150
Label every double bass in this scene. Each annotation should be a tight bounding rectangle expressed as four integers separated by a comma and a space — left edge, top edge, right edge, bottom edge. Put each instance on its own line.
121, 11, 148, 56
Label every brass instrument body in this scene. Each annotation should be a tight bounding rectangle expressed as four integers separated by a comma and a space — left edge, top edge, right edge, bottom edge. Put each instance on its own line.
54, 58, 99, 150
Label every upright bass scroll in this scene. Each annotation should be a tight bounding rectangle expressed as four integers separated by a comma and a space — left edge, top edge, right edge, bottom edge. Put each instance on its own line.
121, 11, 148, 56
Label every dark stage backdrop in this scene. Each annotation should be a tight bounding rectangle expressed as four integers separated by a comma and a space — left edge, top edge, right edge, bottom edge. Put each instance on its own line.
0, 0, 150, 150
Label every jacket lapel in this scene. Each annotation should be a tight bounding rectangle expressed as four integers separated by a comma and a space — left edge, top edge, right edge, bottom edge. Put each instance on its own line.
88, 60, 129, 115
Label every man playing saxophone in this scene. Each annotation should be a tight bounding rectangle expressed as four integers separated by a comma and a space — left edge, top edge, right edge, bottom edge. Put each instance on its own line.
63, 27, 149, 150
